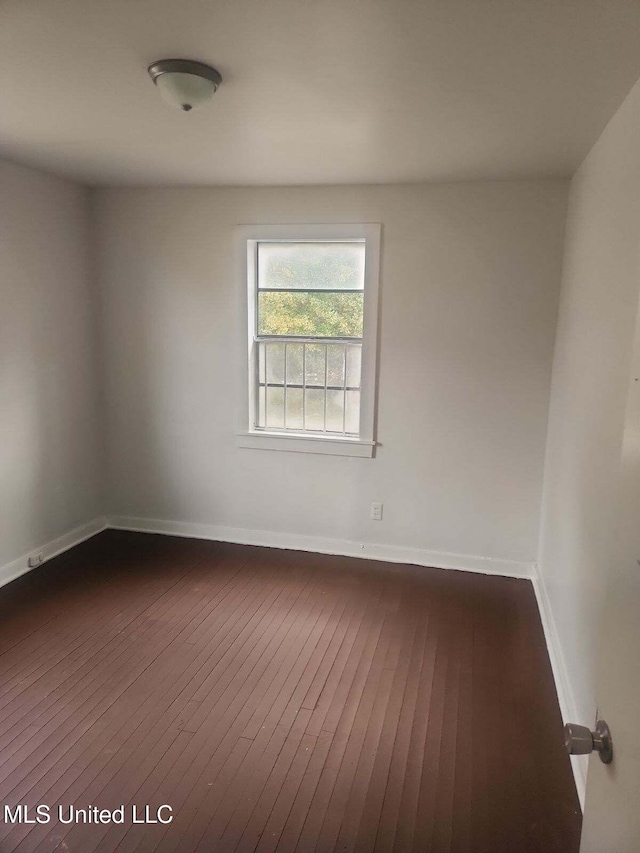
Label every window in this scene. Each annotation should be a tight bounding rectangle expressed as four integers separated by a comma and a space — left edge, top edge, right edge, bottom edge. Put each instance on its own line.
236, 224, 380, 457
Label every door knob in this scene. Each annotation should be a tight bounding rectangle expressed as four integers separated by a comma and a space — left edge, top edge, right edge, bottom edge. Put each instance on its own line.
564, 720, 613, 764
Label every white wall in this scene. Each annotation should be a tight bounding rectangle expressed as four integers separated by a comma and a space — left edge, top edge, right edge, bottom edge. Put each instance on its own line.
96, 181, 567, 569
537, 76, 640, 797
0, 161, 102, 574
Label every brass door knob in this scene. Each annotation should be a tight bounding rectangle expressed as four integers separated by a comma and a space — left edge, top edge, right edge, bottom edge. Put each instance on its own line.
564, 720, 613, 764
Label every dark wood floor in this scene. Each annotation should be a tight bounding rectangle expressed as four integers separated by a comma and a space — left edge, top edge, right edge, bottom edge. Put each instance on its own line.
0, 531, 581, 853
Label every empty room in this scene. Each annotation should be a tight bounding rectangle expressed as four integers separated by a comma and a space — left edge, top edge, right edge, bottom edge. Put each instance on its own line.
1, 1, 640, 851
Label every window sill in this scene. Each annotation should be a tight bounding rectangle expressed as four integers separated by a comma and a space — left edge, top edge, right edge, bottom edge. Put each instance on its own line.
236, 431, 375, 457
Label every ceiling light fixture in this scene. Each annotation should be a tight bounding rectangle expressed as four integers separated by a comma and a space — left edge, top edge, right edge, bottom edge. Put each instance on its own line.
148, 59, 222, 112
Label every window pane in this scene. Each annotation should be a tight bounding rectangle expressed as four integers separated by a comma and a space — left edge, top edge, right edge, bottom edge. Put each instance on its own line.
305, 343, 326, 387
285, 387, 303, 430
249, 229, 378, 444
258, 292, 363, 338
326, 345, 345, 388
326, 389, 345, 433
266, 386, 284, 428
346, 344, 362, 388
304, 388, 325, 431
345, 389, 360, 435
286, 343, 304, 386
258, 242, 365, 290
265, 342, 285, 385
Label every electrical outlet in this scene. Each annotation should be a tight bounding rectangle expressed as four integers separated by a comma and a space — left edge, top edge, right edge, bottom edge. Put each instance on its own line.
28, 553, 43, 568
370, 502, 383, 521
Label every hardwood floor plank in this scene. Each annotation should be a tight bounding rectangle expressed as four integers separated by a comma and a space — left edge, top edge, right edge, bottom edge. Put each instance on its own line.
368, 612, 432, 853
318, 585, 411, 852
344, 605, 420, 853
295, 580, 404, 851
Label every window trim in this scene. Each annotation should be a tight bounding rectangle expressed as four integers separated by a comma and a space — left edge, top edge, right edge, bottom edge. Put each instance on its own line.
235, 223, 381, 457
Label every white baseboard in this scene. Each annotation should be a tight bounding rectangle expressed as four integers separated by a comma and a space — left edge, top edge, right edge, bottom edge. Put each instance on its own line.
532, 565, 587, 810
0, 517, 107, 591
106, 515, 534, 579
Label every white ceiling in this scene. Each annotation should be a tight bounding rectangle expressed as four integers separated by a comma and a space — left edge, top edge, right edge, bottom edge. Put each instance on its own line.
2, 0, 640, 186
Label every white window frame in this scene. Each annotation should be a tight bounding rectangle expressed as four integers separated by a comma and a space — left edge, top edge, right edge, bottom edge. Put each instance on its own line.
235, 223, 380, 457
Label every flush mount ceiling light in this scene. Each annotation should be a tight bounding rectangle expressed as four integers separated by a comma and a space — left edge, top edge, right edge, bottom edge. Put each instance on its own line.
148, 59, 222, 112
